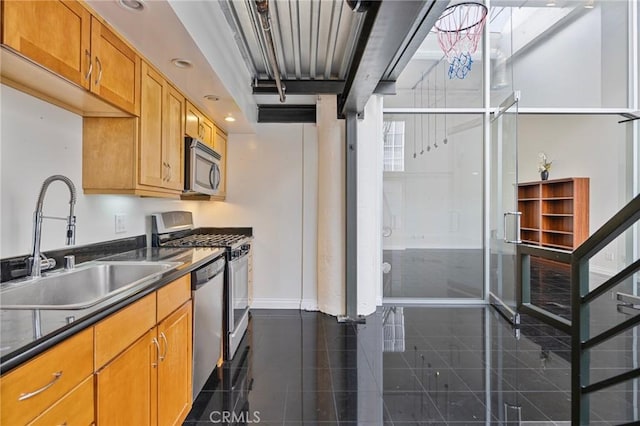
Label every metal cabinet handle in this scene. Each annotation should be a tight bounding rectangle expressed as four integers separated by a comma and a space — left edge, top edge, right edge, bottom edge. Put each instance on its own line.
18, 371, 62, 401
84, 50, 93, 81
166, 164, 172, 182
152, 338, 160, 367
503, 211, 522, 244
162, 162, 167, 181
159, 332, 168, 361
94, 56, 103, 85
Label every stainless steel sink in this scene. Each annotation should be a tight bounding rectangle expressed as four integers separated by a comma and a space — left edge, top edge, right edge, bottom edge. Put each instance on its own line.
0, 261, 181, 310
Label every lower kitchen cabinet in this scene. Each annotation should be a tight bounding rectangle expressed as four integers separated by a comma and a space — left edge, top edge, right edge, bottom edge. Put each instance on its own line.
28, 376, 94, 426
95, 328, 156, 425
0, 327, 94, 425
157, 302, 193, 425
95, 300, 193, 426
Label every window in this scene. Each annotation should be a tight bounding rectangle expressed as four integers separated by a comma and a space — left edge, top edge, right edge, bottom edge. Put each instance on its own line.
383, 121, 405, 171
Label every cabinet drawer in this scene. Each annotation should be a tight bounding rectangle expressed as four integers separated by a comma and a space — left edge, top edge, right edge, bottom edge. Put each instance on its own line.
95, 292, 156, 369
28, 376, 94, 426
157, 275, 191, 321
0, 328, 94, 426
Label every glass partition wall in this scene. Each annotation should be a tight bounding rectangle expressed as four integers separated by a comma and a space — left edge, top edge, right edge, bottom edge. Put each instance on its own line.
382, 0, 639, 304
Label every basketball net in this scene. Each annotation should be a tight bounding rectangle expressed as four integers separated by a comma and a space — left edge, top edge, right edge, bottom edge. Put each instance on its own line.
435, 2, 488, 79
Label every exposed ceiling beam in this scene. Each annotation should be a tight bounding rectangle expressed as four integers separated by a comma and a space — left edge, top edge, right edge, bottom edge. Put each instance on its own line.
339, 0, 449, 116
252, 79, 396, 95
257, 104, 316, 123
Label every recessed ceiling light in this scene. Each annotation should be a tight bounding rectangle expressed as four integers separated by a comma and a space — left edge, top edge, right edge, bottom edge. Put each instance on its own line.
171, 58, 193, 69
224, 115, 236, 122
546, 0, 556, 6
204, 95, 220, 102
584, 0, 595, 8
118, 0, 145, 12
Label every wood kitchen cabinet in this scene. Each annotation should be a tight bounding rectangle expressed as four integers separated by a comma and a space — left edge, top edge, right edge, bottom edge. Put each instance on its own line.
185, 100, 215, 147
0, 328, 94, 426
2, 0, 91, 89
213, 127, 228, 198
96, 328, 156, 425
139, 61, 184, 191
83, 61, 184, 198
95, 277, 193, 426
89, 16, 141, 115
157, 302, 193, 425
1, 0, 140, 116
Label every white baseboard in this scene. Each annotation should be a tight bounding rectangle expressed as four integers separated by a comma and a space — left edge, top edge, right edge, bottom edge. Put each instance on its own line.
300, 299, 319, 311
250, 298, 302, 309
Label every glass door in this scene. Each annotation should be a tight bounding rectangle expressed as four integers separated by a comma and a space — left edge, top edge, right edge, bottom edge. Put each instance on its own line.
489, 92, 520, 323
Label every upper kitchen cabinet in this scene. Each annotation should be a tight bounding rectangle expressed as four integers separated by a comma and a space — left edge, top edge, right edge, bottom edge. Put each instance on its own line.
213, 127, 227, 198
1, 0, 140, 116
83, 61, 184, 198
2, 0, 91, 88
139, 62, 184, 192
88, 17, 140, 115
185, 100, 214, 147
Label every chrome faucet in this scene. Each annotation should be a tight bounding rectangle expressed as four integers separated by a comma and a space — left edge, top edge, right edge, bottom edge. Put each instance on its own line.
28, 175, 77, 278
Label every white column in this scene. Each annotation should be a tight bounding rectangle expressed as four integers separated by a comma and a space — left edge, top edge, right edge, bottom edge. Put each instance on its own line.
316, 95, 346, 316
357, 95, 384, 314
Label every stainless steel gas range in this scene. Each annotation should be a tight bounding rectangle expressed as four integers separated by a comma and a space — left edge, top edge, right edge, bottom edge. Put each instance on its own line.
150, 211, 252, 363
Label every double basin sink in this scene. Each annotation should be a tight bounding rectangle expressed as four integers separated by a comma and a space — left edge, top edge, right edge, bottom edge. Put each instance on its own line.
0, 261, 182, 310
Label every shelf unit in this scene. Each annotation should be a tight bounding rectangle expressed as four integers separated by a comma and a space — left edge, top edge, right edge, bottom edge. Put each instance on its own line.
517, 177, 589, 251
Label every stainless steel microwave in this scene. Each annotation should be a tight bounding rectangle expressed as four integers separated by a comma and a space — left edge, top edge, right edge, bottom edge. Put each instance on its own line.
184, 137, 222, 196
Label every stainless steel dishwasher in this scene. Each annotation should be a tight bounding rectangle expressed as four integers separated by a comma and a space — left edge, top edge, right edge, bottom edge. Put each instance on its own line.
192, 255, 226, 399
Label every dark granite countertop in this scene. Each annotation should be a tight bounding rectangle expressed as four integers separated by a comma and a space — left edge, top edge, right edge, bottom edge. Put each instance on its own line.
0, 246, 224, 374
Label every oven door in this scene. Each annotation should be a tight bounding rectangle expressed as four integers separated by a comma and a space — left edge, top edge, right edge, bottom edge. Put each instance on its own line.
186, 139, 220, 196
227, 253, 249, 359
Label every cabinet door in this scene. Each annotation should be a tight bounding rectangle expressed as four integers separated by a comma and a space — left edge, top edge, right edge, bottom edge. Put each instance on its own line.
2, 0, 91, 89
90, 17, 140, 115
201, 118, 214, 148
139, 62, 165, 188
157, 302, 193, 426
185, 101, 201, 139
96, 329, 156, 426
164, 84, 185, 191
213, 127, 227, 197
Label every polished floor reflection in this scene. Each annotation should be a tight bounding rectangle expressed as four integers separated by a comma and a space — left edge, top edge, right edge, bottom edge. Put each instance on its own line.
383, 249, 484, 299
184, 306, 638, 425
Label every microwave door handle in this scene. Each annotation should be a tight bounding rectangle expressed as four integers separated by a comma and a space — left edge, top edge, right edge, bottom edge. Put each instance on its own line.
209, 165, 216, 189
214, 163, 221, 190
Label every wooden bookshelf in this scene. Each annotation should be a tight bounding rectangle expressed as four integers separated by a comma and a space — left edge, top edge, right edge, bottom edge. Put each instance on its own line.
517, 177, 589, 251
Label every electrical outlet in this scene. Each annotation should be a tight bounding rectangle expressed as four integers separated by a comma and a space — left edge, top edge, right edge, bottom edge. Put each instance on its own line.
115, 214, 126, 234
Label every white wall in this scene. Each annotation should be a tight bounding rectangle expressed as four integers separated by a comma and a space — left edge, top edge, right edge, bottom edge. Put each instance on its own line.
0, 85, 204, 258
198, 124, 318, 310
518, 114, 632, 275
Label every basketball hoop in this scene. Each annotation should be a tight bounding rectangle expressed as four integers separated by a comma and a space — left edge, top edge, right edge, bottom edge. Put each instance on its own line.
434, 2, 488, 79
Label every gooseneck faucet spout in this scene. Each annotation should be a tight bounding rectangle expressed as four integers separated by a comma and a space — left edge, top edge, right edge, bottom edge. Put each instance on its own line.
29, 175, 77, 278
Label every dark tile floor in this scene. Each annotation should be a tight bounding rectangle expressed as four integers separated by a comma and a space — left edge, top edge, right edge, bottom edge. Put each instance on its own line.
184, 306, 639, 425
